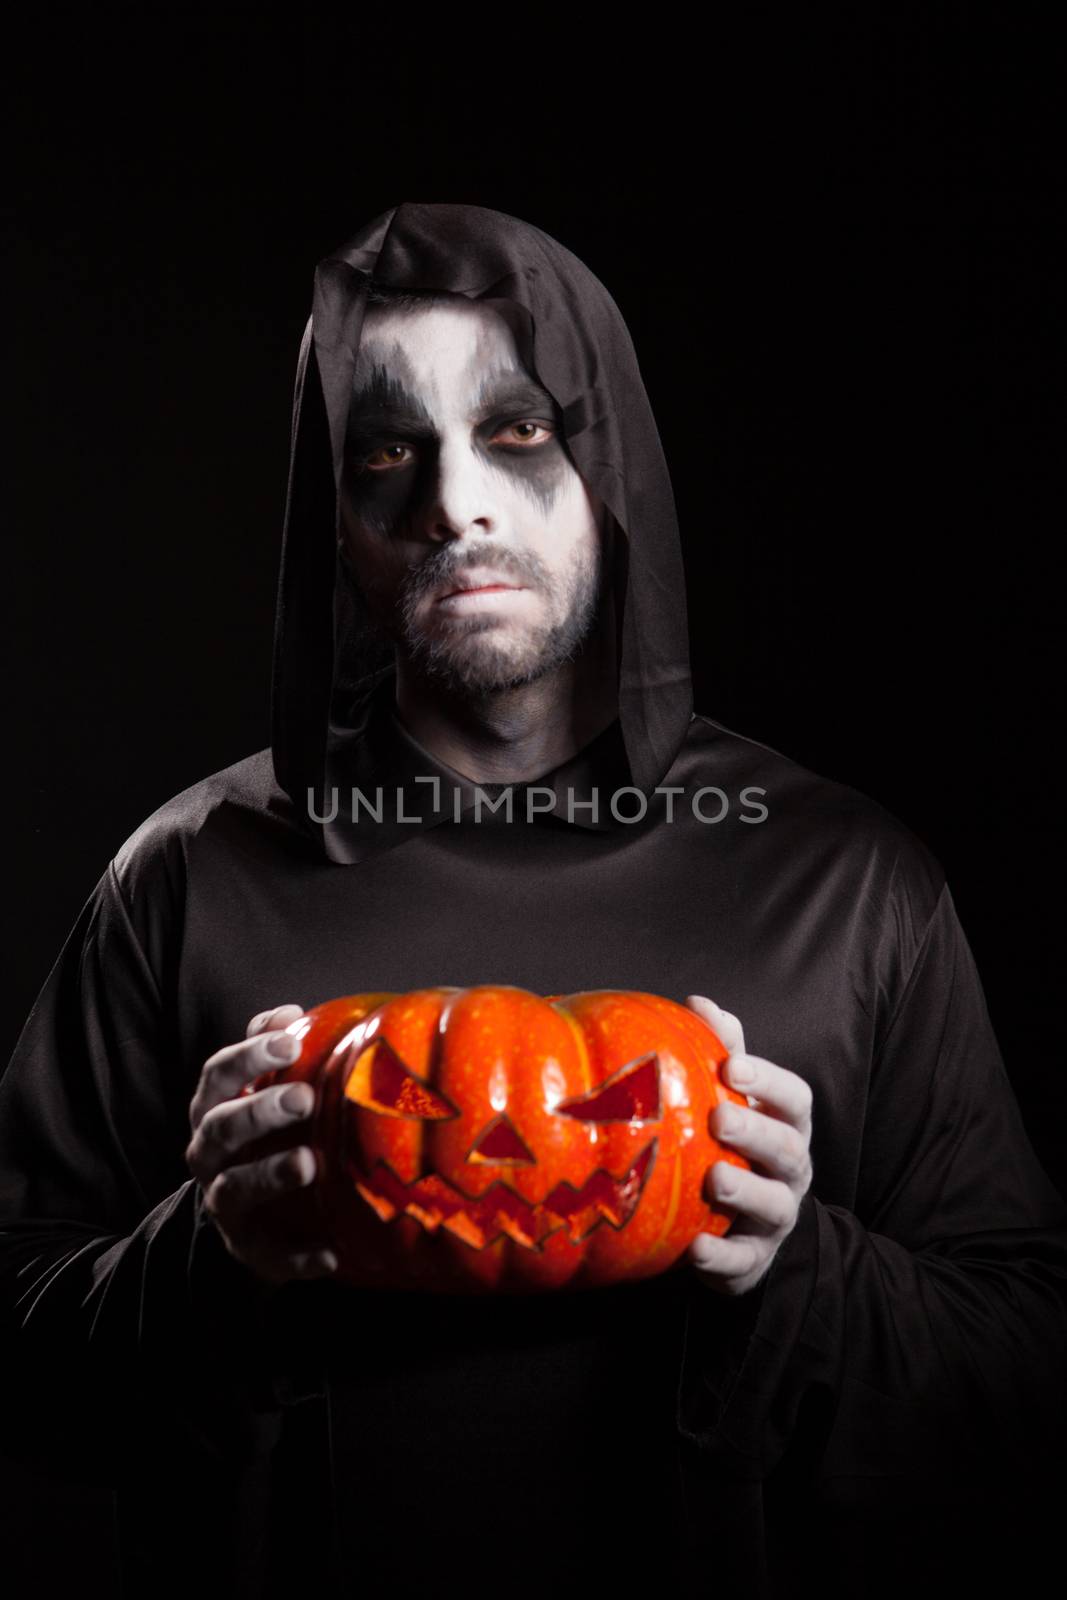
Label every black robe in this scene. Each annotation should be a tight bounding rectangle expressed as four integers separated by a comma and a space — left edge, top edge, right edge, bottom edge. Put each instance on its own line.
2, 203, 1064, 1599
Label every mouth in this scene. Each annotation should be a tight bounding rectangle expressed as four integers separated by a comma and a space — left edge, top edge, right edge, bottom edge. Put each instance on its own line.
434, 573, 528, 603
350, 1138, 658, 1250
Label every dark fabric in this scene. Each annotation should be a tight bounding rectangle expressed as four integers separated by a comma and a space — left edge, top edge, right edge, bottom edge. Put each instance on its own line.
2, 710, 1064, 1595
2, 204, 1064, 1597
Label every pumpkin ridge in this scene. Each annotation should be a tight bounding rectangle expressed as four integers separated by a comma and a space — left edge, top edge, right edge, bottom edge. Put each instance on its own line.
553, 998, 597, 1098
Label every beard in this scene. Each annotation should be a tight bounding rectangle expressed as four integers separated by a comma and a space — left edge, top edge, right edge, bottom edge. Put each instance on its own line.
374, 538, 605, 696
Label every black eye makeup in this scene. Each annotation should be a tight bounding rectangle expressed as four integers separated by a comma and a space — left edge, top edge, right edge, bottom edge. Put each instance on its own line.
344, 362, 571, 522
347, 367, 560, 450
354, 417, 556, 476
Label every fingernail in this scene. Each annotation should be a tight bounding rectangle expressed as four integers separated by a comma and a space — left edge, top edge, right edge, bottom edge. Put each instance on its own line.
281, 1084, 313, 1115
716, 1164, 738, 1196
291, 1148, 315, 1185
267, 1033, 300, 1060
729, 1056, 754, 1084
719, 1109, 741, 1137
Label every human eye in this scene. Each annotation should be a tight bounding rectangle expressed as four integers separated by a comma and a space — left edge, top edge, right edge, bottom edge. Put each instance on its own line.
491, 419, 555, 448
361, 442, 416, 472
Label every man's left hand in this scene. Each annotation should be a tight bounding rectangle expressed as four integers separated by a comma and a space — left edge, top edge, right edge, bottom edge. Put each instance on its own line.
683, 994, 813, 1297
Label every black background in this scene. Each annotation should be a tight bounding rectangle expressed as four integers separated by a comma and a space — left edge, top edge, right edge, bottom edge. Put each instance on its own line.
4, 6, 1063, 1592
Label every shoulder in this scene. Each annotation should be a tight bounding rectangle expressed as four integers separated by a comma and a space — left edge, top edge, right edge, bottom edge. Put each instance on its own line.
683, 708, 946, 922
110, 748, 300, 906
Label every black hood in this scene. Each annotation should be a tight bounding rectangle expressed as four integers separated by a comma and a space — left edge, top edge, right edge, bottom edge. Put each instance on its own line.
270, 201, 693, 858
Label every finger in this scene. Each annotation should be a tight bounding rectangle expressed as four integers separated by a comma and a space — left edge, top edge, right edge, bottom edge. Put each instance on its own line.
717, 1053, 813, 1132
706, 1159, 801, 1229
685, 995, 746, 1057
191, 1028, 304, 1131
246, 1004, 306, 1039
243, 1244, 340, 1286
204, 1144, 319, 1235
186, 1082, 316, 1185
711, 1098, 813, 1189
688, 1229, 767, 1288
284, 1247, 340, 1280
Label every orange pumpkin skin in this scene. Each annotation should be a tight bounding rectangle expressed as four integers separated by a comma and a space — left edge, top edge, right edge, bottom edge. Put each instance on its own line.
248, 986, 752, 1294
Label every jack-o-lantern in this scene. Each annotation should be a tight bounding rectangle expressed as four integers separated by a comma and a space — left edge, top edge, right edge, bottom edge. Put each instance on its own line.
246, 986, 751, 1293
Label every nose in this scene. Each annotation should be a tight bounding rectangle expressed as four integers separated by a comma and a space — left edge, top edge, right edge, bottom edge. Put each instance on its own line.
421, 433, 506, 545
466, 1113, 536, 1166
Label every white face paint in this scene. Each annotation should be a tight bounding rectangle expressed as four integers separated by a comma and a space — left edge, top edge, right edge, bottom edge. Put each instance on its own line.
338, 300, 610, 696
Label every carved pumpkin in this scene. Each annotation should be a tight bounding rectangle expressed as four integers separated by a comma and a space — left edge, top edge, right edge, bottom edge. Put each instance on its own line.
247, 986, 751, 1293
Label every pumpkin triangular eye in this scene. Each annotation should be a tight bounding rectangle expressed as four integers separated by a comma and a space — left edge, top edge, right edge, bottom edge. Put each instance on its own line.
556, 1053, 660, 1122
344, 1036, 458, 1120
467, 1114, 536, 1166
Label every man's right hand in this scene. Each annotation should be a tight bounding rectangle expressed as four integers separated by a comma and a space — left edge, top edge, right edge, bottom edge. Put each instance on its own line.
185, 1003, 339, 1286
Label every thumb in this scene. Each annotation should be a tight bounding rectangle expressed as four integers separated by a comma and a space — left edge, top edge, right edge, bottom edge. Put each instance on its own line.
685, 994, 746, 1057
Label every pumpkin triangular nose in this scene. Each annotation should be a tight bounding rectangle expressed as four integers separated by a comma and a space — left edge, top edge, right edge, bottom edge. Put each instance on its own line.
467, 1114, 536, 1165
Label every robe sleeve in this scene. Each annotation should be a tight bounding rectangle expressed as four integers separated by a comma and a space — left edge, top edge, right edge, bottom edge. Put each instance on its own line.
675, 871, 1067, 1527
0, 857, 325, 1488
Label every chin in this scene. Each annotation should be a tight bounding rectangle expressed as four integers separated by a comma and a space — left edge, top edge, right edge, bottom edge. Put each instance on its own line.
406, 626, 555, 695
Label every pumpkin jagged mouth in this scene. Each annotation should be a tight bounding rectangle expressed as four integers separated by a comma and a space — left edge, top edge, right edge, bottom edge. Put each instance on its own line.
350, 1138, 658, 1251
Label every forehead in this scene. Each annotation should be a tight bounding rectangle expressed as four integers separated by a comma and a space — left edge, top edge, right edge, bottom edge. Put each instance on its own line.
352, 302, 554, 423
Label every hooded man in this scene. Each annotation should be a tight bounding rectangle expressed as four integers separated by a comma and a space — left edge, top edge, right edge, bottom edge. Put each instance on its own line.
1, 203, 1064, 1600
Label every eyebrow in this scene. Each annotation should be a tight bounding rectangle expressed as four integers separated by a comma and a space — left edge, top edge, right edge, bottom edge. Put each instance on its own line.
348, 366, 558, 436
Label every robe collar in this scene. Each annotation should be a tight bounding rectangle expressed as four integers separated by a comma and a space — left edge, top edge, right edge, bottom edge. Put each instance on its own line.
321, 667, 634, 865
